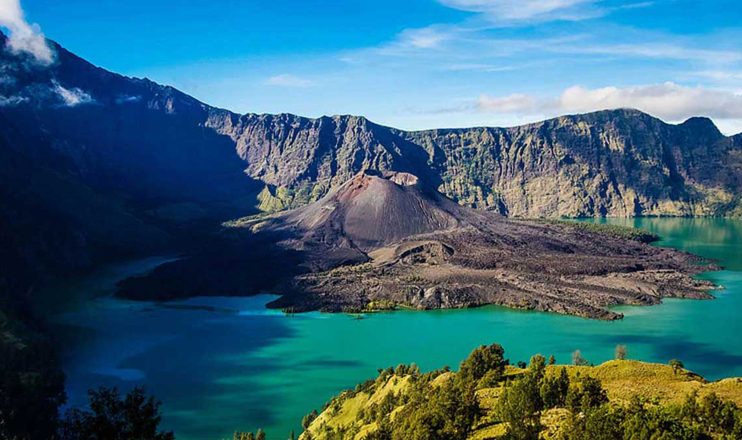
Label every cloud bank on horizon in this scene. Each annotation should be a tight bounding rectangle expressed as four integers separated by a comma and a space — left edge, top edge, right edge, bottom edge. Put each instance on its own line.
476, 83, 742, 122
9, 0, 742, 134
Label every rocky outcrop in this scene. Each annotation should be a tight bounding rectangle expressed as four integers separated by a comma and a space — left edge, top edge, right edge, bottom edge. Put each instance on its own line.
405, 112, 741, 217
203, 112, 438, 206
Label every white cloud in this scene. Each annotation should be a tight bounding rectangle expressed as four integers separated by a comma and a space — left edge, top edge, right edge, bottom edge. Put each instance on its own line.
714, 119, 742, 136
437, 0, 654, 24
477, 93, 535, 112
438, 0, 602, 24
53, 81, 94, 106
556, 83, 742, 120
473, 82, 742, 127
357, 22, 739, 71
0, 0, 54, 64
562, 42, 742, 65
399, 27, 448, 49
0, 94, 27, 106
116, 94, 142, 104
373, 26, 456, 57
693, 70, 742, 81
265, 74, 315, 88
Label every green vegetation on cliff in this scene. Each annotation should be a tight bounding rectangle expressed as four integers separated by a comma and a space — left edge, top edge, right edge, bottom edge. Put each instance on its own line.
301, 344, 742, 440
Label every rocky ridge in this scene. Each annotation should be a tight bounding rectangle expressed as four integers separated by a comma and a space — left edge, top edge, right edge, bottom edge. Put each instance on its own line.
206, 110, 742, 218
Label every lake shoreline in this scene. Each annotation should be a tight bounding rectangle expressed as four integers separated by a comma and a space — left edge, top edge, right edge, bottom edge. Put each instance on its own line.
53, 218, 742, 439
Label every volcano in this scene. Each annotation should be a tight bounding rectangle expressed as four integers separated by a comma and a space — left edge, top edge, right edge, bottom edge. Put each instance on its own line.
250, 171, 481, 258
279, 171, 463, 248
219, 171, 715, 319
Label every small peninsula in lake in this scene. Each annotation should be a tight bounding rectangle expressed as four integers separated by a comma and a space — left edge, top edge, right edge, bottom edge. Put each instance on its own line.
119, 170, 716, 320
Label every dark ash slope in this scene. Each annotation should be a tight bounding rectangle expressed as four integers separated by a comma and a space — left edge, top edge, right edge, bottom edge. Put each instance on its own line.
226, 172, 715, 320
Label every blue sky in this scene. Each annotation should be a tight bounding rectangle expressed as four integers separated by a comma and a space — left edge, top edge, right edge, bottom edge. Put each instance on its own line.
4, 0, 742, 133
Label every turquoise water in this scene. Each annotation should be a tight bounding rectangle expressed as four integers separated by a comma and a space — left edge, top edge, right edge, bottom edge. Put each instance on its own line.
54, 218, 742, 440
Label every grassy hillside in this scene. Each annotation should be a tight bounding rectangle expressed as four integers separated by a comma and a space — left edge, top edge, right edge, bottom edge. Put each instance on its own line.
301, 346, 742, 440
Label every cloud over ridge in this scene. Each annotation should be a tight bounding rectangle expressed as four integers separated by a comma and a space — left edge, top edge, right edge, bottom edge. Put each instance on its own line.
0, 0, 54, 64
476, 82, 742, 123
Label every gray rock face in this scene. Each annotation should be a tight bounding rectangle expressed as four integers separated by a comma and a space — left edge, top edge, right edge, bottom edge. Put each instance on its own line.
206, 109, 742, 218
203, 113, 437, 204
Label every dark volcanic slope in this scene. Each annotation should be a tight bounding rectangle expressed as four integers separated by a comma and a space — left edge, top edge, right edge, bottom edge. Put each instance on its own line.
261, 171, 466, 249
225, 172, 715, 320
237, 171, 473, 270
0, 32, 263, 296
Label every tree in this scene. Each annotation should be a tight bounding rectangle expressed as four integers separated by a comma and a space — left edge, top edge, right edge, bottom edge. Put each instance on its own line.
497, 375, 543, 440
678, 391, 742, 437
669, 359, 685, 375
614, 345, 628, 360
580, 376, 608, 409
567, 376, 607, 413
621, 397, 701, 440
561, 405, 622, 440
0, 336, 66, 440
391, 374, 479, 440
302, 409, 319, 429
459, 343, 507, 384
59, 387, 174, 440
256, 428, 266, 440
540, 367, 570, 409
478, 369, 505, 389
528, 355, 546, 382
572, 350, 589, 366
700, 392, 739, 434
548, 355, 556, 365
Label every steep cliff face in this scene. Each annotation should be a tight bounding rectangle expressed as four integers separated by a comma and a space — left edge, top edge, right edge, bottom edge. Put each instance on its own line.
204, 112, 439, 207
405, 111, 740, 217
207, 109, 741, 218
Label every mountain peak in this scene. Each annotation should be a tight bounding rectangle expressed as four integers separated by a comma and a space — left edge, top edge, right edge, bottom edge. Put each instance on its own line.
562, 108, 654, 122
680, 116, 721, 133
262, 171, 464, 254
